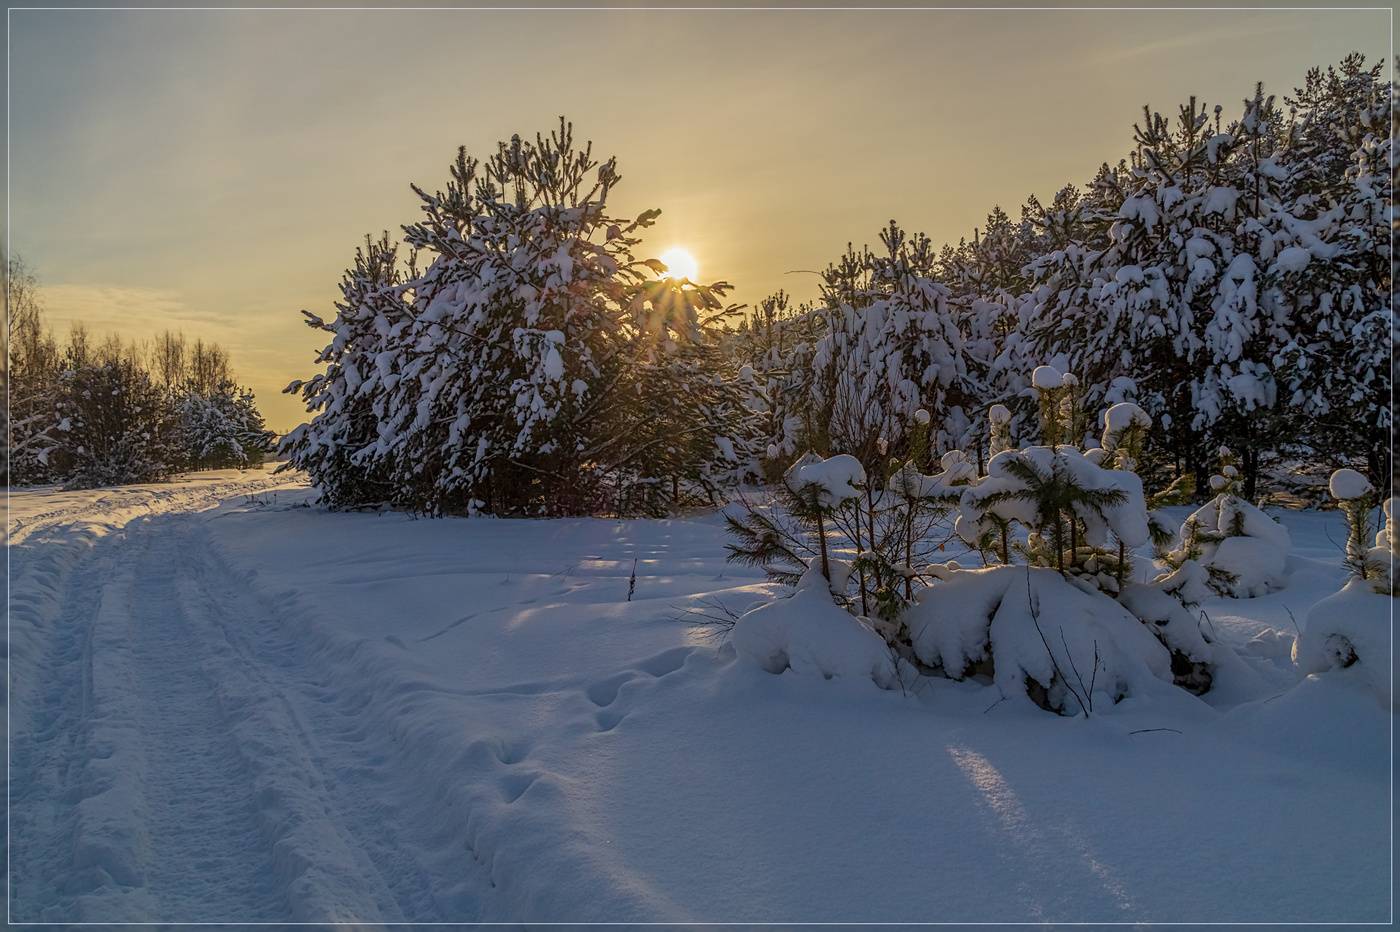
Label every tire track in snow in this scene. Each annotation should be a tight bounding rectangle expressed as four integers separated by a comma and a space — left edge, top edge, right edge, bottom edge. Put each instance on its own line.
9, 516, 129, 921
118, 523, 290, 920
167, 513, 487, 922
6, 471, 293, 547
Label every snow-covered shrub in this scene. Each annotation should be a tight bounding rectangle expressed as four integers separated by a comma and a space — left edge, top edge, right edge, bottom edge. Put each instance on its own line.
282, 121, 745, 516
1099, 402, 1151, 472
49, 360, 179, 490
904, 566, 1175, 714
1370, 498, 1397, 597
987, 403, 1013, 458
1163, 487, 1291, 598
179, 379, 276, 469
1030, 365, 1067, 446
725, 451, 965, 619
730, 562, 894, 684
1293, 580, 1396, 712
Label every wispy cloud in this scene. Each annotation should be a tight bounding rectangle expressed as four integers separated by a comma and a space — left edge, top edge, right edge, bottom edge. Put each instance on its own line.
41, 284, 240, 342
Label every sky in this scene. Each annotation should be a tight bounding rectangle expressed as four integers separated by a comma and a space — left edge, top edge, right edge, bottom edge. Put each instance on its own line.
7, 5, 1392, 434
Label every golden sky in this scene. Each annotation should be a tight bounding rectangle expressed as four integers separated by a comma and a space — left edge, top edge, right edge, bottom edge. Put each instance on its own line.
8, 6, 1391, 433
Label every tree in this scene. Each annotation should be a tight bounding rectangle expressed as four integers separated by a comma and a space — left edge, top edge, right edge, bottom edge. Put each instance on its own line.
179, 378, 276, 469
5, 254, 63, 484
282, 119, 740, 515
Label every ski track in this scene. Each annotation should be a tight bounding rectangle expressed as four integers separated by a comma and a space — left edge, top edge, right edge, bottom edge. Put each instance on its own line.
9, 474, 493, 923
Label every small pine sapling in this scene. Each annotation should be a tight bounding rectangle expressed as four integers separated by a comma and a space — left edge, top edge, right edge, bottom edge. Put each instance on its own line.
1328, 469, 1383, 584
1100, 402, 1152, 587
1031, 365, 1067, 447
725, 453, 865, 592
988, 403, 1014, 459
1371, 498, 1398, 597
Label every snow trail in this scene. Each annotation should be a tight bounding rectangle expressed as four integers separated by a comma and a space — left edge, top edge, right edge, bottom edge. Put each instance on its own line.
168, 513, 485, 922
9, 473, 480, 922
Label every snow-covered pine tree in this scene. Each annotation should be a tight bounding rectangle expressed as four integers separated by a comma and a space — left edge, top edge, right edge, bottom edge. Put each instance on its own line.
281, 232, 407, 508
1271, 56, 1393, 493
179, 379, 276, 469
801, 222, 974, 472
283, 120, 739, 516
50, 354, 179, 490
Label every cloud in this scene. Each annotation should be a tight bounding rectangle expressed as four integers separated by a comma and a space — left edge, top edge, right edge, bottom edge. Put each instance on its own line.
41, 283, 241, 342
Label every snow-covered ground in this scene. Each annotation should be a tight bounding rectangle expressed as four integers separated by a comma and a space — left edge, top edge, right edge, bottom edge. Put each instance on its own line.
6, 471, 1392, 923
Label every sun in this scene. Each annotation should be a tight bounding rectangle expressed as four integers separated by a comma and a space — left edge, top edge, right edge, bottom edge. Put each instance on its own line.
657, 248, 698, 282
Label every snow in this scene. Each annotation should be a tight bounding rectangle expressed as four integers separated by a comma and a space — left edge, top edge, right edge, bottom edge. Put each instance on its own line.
732, 575, 892, 681
1176, 493, 1293, 598
1031, 364, 1063, 389
1293, 580, 1396, 712
6, 472, 1393, 923
1328, 467, 1373, 501
1102, 401, 1150, 434
1274, 245, 1311, 273
792, 453, 866, 505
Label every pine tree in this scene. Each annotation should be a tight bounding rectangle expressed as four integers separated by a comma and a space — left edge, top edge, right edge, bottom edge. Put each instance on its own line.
282, 120, 739, 516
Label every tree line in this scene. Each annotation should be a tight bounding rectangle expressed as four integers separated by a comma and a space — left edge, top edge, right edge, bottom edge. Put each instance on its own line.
282, 54, 1392, 514
4, 256, 276, 488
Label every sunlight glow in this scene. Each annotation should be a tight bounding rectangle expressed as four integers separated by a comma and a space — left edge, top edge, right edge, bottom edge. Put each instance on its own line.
658, 248, 698, 282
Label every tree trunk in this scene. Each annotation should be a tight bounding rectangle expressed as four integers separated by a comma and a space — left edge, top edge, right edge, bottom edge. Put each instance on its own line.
814, 487, 831, 584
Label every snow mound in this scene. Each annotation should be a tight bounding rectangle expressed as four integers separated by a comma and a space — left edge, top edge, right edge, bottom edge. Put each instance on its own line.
1117, 575, 1269, 704
1293, 580, 1396, 712
731, 579, 892, 684
1328, 468, 1373, 502
903, 566, 1175, 713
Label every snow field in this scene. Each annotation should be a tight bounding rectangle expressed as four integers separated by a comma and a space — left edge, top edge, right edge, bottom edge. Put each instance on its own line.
7, 475, 1394, 922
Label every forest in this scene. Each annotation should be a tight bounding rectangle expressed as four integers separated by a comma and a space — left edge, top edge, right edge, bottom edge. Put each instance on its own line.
3, 257, 275, 489
282, 55, 1392, 521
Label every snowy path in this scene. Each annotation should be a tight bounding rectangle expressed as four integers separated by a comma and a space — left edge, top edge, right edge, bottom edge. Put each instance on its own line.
8, 471, 488, 922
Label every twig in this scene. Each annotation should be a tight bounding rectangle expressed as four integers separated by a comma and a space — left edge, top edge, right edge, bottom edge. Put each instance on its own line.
1321, 520, 1347, 555
984, 695, 1008, 714
1059, 628, 1095, 714
1026, 568, 1089, 717
669, 596, 741, 643
1199, 608, 1220, 641
1128, 728, 1183, 735
628, 558, 637, 602
1281, 604, 1301, 637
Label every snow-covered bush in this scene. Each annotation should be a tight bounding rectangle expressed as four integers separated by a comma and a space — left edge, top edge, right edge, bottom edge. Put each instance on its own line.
179, 379, 276, 469
1327, 468, 1386, 586
49, 360, 179, 490
1370, 498, 1398, 597
725, 451, 964, 618
904, 566, 1176, 714
1163, 485, 1292, 599
1293, 580, 1396, 712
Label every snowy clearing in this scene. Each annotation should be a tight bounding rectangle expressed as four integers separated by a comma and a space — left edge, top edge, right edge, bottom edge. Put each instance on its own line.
6, 471, 1393, 923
